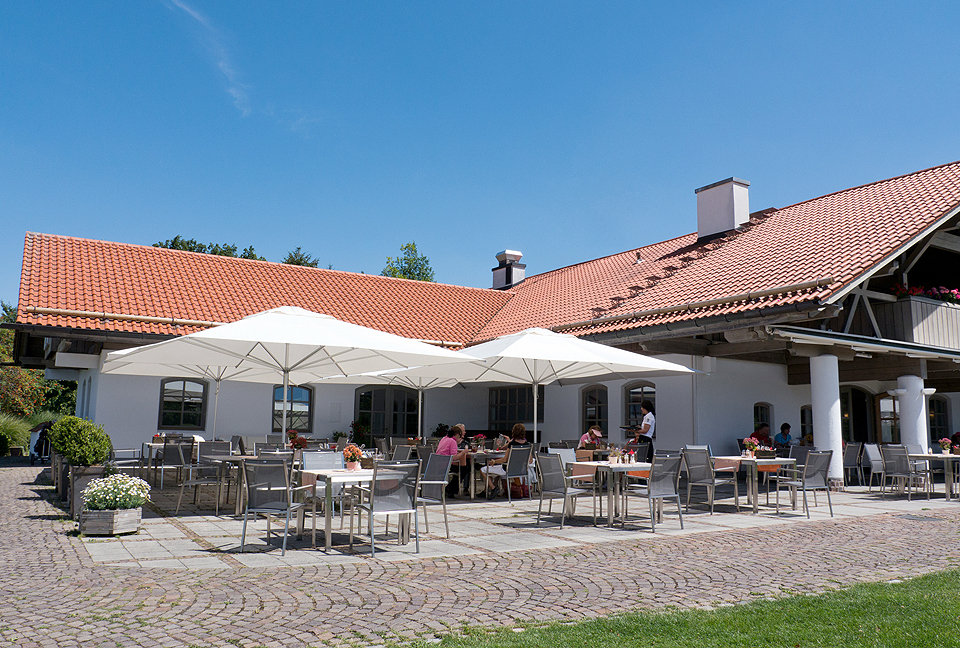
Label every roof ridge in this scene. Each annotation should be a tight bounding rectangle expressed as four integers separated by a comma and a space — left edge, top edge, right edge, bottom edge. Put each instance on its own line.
773, 160, 960, 213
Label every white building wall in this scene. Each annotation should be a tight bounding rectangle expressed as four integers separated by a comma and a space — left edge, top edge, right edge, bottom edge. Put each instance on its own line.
692, 357, 812, 455
88, 353, 921, 456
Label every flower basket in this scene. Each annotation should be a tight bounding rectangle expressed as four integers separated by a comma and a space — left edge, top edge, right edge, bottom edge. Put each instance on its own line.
953, 447, 960, 456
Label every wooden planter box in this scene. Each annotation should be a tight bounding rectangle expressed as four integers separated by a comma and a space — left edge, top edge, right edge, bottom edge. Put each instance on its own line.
79, 508, 141, 536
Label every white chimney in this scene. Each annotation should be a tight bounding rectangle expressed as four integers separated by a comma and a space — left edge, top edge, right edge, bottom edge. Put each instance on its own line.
695, 177, 750, 240
492, 250, 525, 290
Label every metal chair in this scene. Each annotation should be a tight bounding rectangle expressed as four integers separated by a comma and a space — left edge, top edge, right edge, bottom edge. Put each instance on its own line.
299, 449, 356, 545
154, 437, 193, 488
350, 460, 421, 558
335, 437, 348, 452
503, 445, 534, 503
109, 447, 141, 476
391, 445, 414, 461
776, 450, 834, 517
535, 453, 595, 528
417, 453, 453, 538
623, 454, 684, 532
240, 459, 311, 556
880, 445, 926, 500
682, 448, 738, 513
842, 442, 863, 485
177, 441, 230, 514
862, 444, 884, 490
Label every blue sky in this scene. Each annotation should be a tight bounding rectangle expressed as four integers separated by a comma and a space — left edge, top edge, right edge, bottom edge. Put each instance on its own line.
2, 1, 959, 306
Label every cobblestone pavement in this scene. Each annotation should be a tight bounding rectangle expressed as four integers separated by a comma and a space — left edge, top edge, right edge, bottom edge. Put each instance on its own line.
3, 459, 960, 647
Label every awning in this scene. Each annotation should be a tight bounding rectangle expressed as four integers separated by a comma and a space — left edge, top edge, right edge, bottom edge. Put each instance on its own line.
766, 325, 960, 362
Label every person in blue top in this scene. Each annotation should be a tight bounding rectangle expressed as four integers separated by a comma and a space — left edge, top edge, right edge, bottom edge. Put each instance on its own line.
774, 423, 793, 449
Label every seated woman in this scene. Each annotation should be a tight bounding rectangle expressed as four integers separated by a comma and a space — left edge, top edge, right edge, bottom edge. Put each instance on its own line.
578, 425, 603, 449
482, 423, 533, 499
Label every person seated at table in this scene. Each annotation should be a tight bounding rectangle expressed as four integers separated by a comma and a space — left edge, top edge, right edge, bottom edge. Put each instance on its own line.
753, 424, 772, 447
578, 425, 603, 449
774, 423, 793, 449
437, 424, 468, 498
482, 424, 532, 498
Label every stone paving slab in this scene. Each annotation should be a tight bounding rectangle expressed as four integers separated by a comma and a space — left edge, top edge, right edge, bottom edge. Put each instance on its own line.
3, 458, 960, 648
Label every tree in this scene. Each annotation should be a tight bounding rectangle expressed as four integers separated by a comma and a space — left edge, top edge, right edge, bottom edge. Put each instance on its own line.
381, 242, 435, 282
1, 300, 16, 323
282, 247, 319, 268
153, 236, 266, 261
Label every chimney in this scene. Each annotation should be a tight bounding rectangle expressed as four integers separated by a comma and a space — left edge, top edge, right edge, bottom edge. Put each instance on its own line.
492, 250, 525, 290
695, 177, 750, 240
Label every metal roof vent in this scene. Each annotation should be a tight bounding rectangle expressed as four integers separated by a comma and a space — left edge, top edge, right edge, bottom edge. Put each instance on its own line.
492, 250, 525, 290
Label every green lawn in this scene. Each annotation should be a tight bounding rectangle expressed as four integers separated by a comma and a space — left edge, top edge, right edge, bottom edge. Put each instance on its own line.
410, 569, 960, 648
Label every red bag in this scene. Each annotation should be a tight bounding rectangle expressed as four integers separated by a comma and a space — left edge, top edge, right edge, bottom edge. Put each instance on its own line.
509, 481, 530, 498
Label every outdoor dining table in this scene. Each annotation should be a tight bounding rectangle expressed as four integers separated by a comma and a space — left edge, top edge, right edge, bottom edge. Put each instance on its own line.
908, 453, 960, 501
466, 450, 505, 499
574, 460, 652, 527
712, 455, 796, 514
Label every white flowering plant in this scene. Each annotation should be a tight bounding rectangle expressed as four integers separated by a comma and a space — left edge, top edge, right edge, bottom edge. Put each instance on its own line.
82, 474, 151, 511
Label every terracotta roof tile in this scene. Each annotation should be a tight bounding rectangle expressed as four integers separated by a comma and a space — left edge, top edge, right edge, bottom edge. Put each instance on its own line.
477, 160, 960, 338
16, 161, 960, 344
16, 234, 511, 344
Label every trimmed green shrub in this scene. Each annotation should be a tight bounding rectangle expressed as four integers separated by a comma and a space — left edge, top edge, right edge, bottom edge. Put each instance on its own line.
0, 413, 30, 452
48, 416, 112, 466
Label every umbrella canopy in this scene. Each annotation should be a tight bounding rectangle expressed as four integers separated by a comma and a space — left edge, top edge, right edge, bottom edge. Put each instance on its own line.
102, 306, 465, 436
382, 327, 696, 440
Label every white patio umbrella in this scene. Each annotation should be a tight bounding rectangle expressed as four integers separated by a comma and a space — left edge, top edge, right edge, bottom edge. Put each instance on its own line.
381, 327, 696, 441
102, 306, 465, 437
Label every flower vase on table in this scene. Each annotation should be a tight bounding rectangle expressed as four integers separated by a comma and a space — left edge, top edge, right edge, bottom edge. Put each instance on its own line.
343, 443, 362, 470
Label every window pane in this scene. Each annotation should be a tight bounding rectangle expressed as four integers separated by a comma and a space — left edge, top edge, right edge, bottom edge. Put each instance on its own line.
159, 379, 206, 430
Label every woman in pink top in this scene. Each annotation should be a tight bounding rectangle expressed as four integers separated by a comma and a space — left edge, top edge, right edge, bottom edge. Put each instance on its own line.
437, 424, 467, 498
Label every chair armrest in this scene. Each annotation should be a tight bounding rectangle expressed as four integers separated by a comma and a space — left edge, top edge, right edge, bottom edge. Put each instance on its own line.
419, 480, 448, 486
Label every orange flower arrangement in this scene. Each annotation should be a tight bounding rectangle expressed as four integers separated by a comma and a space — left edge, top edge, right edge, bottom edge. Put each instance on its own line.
343, 444, 362, 463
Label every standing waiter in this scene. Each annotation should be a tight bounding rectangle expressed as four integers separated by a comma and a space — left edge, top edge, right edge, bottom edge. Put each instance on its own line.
636, 400, 656, 462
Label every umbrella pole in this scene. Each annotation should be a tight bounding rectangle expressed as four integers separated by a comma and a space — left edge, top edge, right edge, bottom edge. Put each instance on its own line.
212, 379, 220, 440
418, 388, 423, 442
533, 379, 538, 446
281, 345, 290, 436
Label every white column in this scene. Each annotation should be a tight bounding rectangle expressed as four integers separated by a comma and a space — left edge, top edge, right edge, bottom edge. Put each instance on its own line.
810, 354, 843, 481
896, 375, 929, 450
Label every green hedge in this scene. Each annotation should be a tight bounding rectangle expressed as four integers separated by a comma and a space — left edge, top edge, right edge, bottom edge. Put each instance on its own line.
48, 416, 112, 466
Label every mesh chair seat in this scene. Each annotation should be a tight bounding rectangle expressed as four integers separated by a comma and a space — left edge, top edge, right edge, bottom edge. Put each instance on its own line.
240, 459, 311, 556
623, 454, 684, 532
776, 450, 834, 517
350, 460, 421, 557
177, 441, 231, 515
842, 442, 864, 486
536, 453, 595, 528
682, 448, 739, 514
417, 453, 453, 538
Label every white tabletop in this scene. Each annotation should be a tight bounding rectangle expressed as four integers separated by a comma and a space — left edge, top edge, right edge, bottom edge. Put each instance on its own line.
574, 460, 652, 472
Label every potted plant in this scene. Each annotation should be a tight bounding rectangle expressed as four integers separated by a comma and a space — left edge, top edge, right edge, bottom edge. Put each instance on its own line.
343, 443, 362, 471
742, 437, 760, 458
940, 438, 952, 455
79, 472, 151, 535
48, 416, 113, 520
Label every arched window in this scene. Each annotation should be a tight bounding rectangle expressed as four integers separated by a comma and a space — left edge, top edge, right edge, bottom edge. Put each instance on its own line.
159, 378, 208, 430
273, 385, 313, 434
929, 396, 949, 443
625, 381, 656, 428
582, 385, 608, 436
754, 402, 772, 430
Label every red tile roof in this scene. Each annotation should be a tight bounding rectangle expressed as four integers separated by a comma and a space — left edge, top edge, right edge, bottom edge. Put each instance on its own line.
478, 160, 960, 338
16, 234, 511, 345
15, 161, 960, 344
